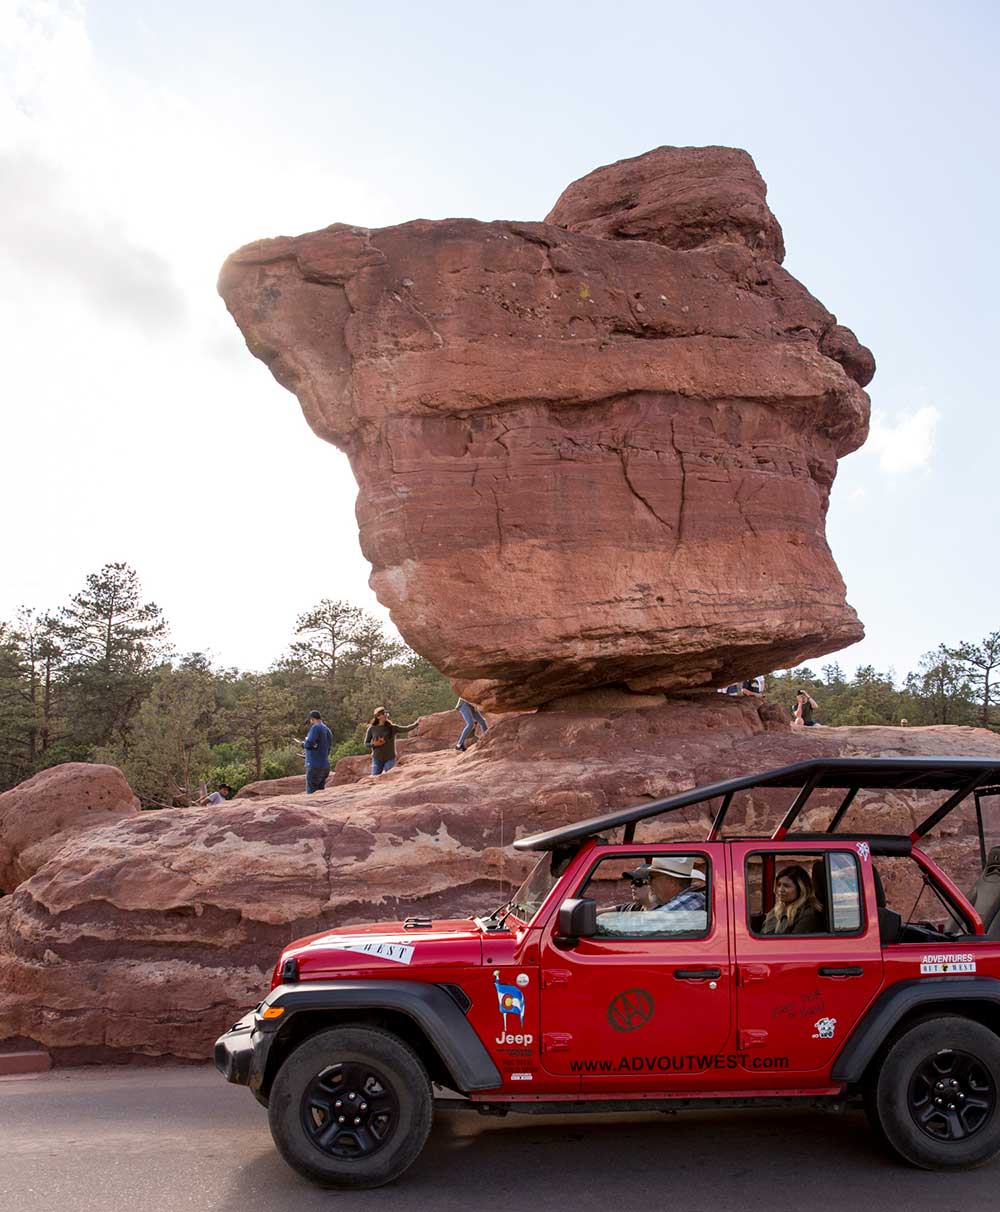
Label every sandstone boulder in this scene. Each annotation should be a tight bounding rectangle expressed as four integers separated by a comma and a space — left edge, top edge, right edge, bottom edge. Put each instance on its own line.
1, 707, 994, 1063
218, 146, 874, 710
0, 763, 139, 892
546, 145, 787, 260
235, 774, 306, 800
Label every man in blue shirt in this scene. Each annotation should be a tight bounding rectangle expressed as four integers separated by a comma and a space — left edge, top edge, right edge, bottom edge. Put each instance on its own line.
300, 710, 333, 793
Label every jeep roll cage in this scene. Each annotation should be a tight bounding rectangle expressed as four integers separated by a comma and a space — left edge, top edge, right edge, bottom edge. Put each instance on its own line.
514, 757, 1000, 857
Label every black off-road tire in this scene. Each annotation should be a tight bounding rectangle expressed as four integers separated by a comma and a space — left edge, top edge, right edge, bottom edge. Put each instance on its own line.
871, 1015, 1000, 1170
268, 1025, 433, 1189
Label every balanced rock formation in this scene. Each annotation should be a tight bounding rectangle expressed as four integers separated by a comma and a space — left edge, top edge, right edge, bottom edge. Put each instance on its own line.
219, 146, 874, 710
1, 705, 996, 1063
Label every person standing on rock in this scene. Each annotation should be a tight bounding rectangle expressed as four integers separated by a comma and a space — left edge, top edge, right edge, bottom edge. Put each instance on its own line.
454, 698, 488, 751
364, 708, 420, 776
298, 710, 334, 792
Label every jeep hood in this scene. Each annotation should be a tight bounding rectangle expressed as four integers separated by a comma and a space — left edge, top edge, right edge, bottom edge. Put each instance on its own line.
273, 919, 485, 985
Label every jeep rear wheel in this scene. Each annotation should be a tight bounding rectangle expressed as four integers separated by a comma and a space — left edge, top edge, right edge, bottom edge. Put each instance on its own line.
871, 1016, 1000, 1169
268, 1025, 432, 1189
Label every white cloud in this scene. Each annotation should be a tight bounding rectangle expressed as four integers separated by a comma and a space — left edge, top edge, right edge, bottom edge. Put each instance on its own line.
0, 149, 187, 327
866, 406, 939, 474
0, 1, 404, 670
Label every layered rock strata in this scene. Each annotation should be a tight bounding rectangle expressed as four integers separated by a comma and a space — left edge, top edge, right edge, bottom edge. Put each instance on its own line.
219, 146, 874, 710
0, 705, 995, 1063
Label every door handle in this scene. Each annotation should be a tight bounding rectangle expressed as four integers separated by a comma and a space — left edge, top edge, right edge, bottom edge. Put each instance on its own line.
818, 966, 864, 978
674, 968, 722, 981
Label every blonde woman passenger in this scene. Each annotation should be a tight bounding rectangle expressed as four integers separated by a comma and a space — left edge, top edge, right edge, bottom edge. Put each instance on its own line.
761, 864, 824, 935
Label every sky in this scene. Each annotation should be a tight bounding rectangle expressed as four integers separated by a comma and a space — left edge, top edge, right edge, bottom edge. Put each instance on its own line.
1, 0, 997, 681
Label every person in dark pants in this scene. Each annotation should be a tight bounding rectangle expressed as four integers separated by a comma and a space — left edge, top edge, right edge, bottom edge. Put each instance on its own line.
364, 707, 421, 775
454, 698, 488, 751
299, 710, 333, 792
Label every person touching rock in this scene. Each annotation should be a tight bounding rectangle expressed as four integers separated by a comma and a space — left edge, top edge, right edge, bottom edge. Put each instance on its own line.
364, 707, 420, 776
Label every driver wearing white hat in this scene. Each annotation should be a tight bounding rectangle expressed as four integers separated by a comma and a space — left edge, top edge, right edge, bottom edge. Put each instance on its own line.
632, 856, 707, 913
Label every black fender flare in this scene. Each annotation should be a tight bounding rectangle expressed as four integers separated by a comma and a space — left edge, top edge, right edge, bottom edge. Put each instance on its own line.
831, 976, 1000, 1083
255, 980, 502, 1095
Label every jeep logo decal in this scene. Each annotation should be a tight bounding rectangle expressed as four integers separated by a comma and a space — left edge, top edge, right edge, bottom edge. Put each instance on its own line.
607, 989, 655, 1033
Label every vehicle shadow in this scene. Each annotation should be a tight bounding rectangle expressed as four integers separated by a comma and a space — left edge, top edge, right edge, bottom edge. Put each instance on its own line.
216, 1106, 998, 1212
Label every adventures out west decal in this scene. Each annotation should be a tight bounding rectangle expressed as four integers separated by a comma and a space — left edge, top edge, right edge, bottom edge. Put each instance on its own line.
920, 952, 976, 975
493, 970, 534, 1082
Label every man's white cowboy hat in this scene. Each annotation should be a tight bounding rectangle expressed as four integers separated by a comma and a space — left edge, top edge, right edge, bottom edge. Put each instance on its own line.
634, 856, 705, 881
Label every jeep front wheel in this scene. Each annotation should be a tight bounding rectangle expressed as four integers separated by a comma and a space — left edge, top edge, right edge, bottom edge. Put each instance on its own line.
871, 1016, 1000, 1169
268, 1025, 432, 1188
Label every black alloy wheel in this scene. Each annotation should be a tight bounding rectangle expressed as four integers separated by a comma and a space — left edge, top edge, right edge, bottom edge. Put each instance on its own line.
301, 1061, 400, 1158
907, 1048, 996, 1142
871, 1015, 1000, 1170
268, 1025, 433, 1189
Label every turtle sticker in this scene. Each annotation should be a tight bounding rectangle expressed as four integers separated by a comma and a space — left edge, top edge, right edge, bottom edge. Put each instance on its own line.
812, 1017, 837, 1040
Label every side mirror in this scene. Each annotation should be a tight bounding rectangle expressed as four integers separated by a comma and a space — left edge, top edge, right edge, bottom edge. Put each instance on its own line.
557, 898, 597, 944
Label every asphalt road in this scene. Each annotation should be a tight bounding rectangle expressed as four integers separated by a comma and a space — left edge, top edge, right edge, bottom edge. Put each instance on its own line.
1, 1065, 997, 1212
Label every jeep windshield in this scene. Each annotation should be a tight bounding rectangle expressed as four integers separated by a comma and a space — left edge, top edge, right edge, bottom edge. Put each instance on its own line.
493, 846, 579, 926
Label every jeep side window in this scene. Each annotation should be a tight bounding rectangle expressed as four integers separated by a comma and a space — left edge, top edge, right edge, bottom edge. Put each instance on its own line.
829, 852, 863, 931
577, 854, 711, 939
873, 855, 969, 935
746, 852, 863, 937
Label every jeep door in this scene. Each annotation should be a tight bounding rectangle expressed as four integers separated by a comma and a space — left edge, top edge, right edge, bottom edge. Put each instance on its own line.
537, 844, 733, 1091
730, 841, 883, 1085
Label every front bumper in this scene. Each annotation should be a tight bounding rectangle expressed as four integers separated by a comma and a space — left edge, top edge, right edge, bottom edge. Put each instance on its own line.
214, 1009, 259, 1086
214, 1006, 281, 1104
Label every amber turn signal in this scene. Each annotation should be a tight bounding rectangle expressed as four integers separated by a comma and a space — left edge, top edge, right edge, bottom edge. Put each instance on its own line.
261, 1006, 285, 1019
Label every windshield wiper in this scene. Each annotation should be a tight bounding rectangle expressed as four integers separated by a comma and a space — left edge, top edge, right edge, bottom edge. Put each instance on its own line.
486, 897, 514, 922
478, 898, 517, 931
494, 904, 522, 930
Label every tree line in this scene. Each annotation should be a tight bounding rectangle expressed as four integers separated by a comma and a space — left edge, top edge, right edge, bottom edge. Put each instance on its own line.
0, 563, 455, 802
769, 634, 1000, 728
0, 563, 997, 802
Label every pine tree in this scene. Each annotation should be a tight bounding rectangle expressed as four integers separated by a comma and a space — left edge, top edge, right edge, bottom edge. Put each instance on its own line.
289, 599, 364, 692
228, 674, 295, 781
908, 647, 976, 725
944, 632, 1000, 729
115, 664, 217, 802
59, 563, 169, 753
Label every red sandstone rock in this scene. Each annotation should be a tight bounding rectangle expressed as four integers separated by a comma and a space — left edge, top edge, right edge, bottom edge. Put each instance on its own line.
0, 709, 994, 1063
547, 146, 787, 262
218, 147, 874, 710
0, 763, 139, 892
235, 774, 306, 800
0, 1050, 51, 1075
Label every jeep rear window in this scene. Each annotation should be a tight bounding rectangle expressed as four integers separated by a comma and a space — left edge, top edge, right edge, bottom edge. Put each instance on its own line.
745, 852, 864, 937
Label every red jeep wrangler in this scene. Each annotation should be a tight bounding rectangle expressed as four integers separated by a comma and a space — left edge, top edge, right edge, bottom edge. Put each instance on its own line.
216, 757, 1000, 1188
